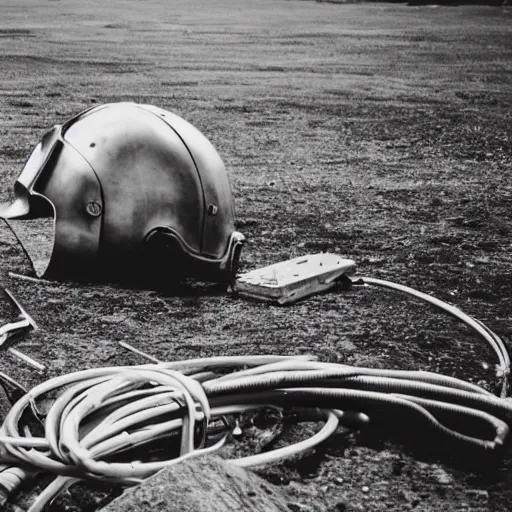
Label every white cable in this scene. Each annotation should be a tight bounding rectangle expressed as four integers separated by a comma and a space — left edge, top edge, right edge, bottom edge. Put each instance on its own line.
0, 354, 510, 511
358, 277, 510, 396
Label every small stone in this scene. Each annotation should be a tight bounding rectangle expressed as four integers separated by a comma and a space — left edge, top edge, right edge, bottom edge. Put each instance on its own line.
361, 486, 370, 493
288, 503, 310, 512
466, 489, 489, 499
334, 477, 344, 485
432, 467, 452, 485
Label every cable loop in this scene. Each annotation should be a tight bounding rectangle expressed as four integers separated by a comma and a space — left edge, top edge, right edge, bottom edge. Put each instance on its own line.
1, 353, 511, 511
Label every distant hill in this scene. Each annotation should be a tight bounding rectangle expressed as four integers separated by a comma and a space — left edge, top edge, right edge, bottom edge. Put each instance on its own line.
309, 0, 508, 5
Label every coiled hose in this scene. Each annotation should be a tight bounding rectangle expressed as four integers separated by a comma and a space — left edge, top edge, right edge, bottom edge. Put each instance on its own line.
1, 354, 512, 511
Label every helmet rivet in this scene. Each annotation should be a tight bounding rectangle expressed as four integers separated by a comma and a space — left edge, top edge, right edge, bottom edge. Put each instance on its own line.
86, 201, 102, 217
208, 204, 218, 216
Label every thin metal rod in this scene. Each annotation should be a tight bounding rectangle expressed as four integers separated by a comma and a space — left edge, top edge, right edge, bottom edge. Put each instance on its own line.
8, 272, 53, 285
4, 289, 39, 330
7, 348, 45, 371
118, 341, 161, 363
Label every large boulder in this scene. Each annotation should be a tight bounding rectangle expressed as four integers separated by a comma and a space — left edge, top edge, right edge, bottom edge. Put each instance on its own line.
100, 455, 289, 512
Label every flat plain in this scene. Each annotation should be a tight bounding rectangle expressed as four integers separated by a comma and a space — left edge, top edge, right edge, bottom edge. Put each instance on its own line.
0, 0, 512, 510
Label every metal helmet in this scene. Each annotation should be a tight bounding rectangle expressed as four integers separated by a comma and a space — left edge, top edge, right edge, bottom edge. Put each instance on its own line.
0, 102, 244, 285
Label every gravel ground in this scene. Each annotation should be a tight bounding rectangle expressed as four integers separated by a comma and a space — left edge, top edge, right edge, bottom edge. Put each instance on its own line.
0, 1, 511, 510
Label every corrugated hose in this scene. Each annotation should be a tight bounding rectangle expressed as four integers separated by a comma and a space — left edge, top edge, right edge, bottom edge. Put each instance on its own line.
0, 276, 509, 511
0, 353, 511, 511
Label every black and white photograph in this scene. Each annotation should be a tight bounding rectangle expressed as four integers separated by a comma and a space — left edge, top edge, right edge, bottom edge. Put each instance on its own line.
0, 0, 511, 510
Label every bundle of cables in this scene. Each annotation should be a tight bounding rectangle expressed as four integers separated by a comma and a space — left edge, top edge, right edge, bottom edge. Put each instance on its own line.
1, 353, 512, 512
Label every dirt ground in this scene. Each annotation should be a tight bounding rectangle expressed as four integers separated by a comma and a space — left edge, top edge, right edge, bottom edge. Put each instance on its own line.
0, 0, 512, 510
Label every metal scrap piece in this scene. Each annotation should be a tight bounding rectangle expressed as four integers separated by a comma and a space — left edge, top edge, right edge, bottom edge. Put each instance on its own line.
1, 288, 44, 371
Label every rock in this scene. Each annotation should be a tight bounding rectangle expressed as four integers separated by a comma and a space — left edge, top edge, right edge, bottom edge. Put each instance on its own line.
287, 503, 311, 512
467, 289, 499, 303
100, 456, 289, 512
466, 489, 489, 499
432, 467, 452, 485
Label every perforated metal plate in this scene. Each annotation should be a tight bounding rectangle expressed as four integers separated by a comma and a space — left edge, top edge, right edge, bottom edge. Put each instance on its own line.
234, 253, 355, 304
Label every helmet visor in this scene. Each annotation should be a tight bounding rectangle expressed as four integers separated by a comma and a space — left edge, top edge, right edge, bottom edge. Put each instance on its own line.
0, 124, 102, 280
5, 215, 56, 278
0, 127, 61, 277
1, 126, 60, 215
